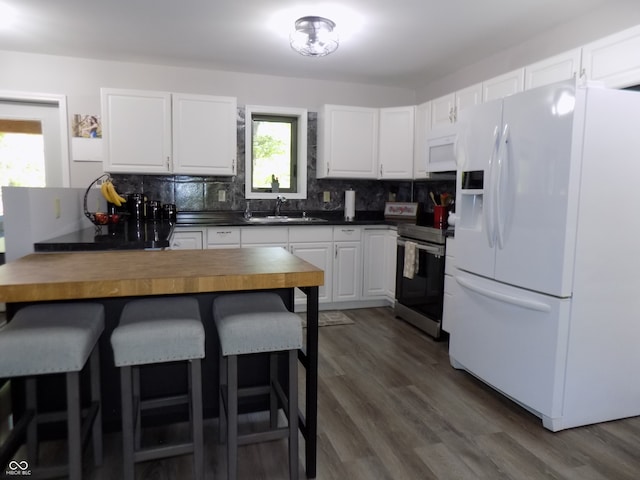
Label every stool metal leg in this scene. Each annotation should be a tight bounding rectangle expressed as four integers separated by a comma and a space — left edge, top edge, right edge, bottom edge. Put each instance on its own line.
133, 366, 141, 450
288, 350, 299, 480
228, 355, 238, 480
219, 353, 227, 444
269, 353, 278, 429
90, 347, 103, 466
190, 359, 204, 480
66, 371, 82, 480
120, 366, 135, 480
25, 378, 38, 464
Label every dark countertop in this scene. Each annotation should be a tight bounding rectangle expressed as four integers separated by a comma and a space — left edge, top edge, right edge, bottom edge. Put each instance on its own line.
34, 221, 174, 252
33, 211, 402, 253
174, 210, 395, 227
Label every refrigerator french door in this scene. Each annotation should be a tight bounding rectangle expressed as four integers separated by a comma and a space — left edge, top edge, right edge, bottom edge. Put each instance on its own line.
454, 80, 577, 297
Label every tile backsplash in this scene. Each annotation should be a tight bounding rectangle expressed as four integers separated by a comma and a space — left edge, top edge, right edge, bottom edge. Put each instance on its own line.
111, 111, 455, 216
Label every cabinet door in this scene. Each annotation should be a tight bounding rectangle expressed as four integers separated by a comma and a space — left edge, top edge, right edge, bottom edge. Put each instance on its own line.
318, 105, 378, 179
363, 229, 396, 298
582, 25, 640, 88
169, 229, 204, 250
172, 94, 237, 175
378, 106, 415, 179
431, 93, 455, 128
290, 242, 332, 305
455, 83, 483, 120
333, 241, 361, 302
102, 88, 171, 173
413, 101, 431, 178
525, 49, 581, 90
384, 229, 398, 298
483, 69, 525, 101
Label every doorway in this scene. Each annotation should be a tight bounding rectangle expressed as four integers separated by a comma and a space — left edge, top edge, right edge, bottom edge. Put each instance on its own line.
0, 97, 68, 258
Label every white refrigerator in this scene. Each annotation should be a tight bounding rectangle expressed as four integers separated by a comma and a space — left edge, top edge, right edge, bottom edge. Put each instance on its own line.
450, 78, 640, 431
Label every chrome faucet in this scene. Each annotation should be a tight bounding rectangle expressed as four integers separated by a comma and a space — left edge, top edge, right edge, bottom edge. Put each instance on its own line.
274, 195, 287, 216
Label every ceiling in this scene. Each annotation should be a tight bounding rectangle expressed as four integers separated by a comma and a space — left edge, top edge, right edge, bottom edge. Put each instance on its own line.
0, 0, 619, 90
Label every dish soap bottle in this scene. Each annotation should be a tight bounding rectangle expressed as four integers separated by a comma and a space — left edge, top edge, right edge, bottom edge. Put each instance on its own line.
244, 200, 252, 219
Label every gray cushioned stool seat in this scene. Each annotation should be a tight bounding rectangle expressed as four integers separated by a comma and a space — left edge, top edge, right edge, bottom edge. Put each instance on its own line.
213, 292, 302, 355
213, 292, 302, 480
0, 302, 104, 480
111, 296, 205, 366
0, 303, 104, 377
110, 296, 204, 480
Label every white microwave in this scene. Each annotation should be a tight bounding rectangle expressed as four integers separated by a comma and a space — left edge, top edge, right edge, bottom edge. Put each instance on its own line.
426, 127, 458, 172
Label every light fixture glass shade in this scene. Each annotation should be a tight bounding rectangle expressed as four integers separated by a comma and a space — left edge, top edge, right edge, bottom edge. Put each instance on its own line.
289, 16, 339, 57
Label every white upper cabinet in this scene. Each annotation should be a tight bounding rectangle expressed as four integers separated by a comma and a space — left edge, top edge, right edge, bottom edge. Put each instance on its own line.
317, 105, 379, 179
525, 49, 582, 90
413, 101, 431, 178
455, 83, 483, 119
102, 88, 237, 175
431, 93, 456, 128
431, 83, 482, 128
172, 93, 237, 175
102, 88, 172, 174
582, 24, 640, 88
378, 106, 415, 179
483, 68, 525, 101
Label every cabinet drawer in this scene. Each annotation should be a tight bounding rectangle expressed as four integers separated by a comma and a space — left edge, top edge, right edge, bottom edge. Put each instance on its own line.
207, 227, 240, 245
241, 226, 289, 244
333, 226, 361, 241
289, 226, 333, 243
170, 229, 204, 250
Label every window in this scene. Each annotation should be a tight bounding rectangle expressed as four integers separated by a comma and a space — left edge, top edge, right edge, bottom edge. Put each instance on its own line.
245, 105, 307, 200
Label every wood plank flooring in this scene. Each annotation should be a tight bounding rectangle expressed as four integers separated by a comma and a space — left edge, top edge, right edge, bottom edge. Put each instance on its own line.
10, 306, 640, 479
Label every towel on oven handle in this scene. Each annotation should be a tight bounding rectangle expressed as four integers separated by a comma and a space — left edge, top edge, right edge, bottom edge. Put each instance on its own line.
403, 241, 419, 279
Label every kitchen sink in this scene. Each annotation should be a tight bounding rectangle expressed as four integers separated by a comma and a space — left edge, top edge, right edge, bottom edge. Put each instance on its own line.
245, 215, 328, 224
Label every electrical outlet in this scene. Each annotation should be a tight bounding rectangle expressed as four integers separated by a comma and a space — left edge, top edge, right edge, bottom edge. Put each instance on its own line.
54, 198, 61, 218
323, 191, 330, 202
218, 190, 226, 202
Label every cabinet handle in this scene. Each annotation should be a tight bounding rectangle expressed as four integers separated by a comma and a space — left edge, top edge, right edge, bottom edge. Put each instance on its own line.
335, 245, 337, 258
167, 156, 171, 170
341, 229, 354, 233
380, 164, 383, 176
327, 163, 330, 175
232, 158, 236, 174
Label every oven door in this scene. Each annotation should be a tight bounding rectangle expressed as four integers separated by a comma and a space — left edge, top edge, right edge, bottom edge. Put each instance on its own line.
395, 238, 446, 332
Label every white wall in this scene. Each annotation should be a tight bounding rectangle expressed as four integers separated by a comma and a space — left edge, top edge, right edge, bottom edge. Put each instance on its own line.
2, 186, 105, 262
416, 1, 640, 101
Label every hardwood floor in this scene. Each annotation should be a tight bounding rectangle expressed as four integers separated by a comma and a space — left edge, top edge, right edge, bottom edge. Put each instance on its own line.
12, 306, 640, 479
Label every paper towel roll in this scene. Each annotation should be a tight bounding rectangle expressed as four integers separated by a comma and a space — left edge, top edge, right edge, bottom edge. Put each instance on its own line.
345, 190, 355, 221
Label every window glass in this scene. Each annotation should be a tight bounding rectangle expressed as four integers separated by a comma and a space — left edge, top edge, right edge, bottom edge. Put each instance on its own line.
245, 106, 307, 200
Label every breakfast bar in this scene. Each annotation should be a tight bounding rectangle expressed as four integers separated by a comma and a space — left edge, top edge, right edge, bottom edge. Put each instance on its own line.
0, 247, 323, 477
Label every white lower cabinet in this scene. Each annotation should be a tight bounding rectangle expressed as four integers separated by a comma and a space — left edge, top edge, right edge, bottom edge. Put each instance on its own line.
333, 227, 361, 303
206, 227, 240, 249
169, 228, 204, 250
442, 236, 456, 334
289, 226, 333, 307
363, 227, 397, 300
240, 226, 288, 248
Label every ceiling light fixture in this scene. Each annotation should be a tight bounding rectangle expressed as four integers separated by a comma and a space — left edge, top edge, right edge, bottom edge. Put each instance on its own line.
289, 16, 339, 57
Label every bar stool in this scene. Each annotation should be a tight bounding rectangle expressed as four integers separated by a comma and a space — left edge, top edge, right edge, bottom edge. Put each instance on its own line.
0, 303, 104, 480
213, 292, 302, 480
110, 296, 205, 480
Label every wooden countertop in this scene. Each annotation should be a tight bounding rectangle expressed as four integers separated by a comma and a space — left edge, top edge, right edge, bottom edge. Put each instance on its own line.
0, 247, 324, 303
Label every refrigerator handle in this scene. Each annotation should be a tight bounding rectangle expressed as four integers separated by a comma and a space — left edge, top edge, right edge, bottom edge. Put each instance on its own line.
455, 275, 552, 313
496, 123, 510, 249
484, 126, 500, 248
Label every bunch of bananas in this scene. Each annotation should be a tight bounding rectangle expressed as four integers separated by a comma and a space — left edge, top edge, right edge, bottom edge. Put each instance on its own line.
100, 179, 127, 207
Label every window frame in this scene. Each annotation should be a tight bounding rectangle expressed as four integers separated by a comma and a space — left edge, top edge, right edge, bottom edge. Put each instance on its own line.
244, 105, 307, 200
